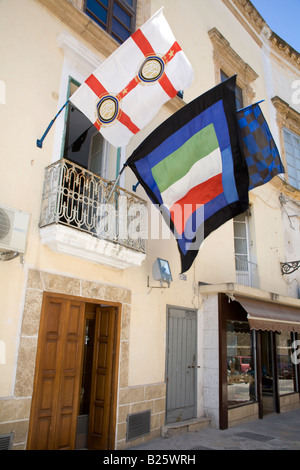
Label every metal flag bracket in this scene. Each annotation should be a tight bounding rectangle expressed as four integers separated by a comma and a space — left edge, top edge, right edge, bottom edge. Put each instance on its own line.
36, 100, 69, 148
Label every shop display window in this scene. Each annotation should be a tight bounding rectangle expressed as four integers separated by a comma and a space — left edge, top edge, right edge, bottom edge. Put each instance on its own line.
227, 321, 257, 407
277, 331, 298, 395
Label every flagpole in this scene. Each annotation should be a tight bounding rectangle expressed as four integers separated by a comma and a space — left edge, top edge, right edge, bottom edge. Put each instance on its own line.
236, 99, 265, 113
107, 163, 127, 201
36, 100, 69, 148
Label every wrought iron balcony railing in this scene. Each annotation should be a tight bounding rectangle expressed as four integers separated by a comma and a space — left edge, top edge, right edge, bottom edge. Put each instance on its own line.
39, 158, 147, 254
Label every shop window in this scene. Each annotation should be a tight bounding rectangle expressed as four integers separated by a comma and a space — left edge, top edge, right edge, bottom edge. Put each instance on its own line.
283, 128, 300, 190
227, 320, 257, 407
277, 331, 299, 395
84, 0, 137, 44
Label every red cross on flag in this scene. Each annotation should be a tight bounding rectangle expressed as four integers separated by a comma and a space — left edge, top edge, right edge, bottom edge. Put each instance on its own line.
69, 8, 194, 148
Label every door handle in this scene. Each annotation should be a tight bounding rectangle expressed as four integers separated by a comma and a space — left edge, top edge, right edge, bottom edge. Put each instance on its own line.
188, 365, 200, 368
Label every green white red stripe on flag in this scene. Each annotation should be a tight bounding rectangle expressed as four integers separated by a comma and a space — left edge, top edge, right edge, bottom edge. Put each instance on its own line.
126, 76, 250, 273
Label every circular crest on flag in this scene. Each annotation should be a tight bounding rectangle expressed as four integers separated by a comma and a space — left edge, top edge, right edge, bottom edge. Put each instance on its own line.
139, 56, 165, 83
97, 95, 119, 125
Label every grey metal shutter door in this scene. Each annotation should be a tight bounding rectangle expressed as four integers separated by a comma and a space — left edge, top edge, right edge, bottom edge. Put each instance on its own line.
166, 308, 197, 424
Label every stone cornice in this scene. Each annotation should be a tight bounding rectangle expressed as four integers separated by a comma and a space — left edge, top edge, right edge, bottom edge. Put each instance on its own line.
272, 96, 300, 136
228, 0, 300, 70
230, 0, 266, 34
36, 0, 120, 58
208, 27, 258, 105
271, 175, 300, 204
39, 0, 300, 73
36, 0, 151, 57
269, 32, 300, 70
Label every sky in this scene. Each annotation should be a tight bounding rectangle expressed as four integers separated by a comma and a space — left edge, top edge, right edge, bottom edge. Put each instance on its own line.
250, 0, 300, 52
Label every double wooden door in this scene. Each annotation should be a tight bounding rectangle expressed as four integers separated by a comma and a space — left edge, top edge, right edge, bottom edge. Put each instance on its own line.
27, 294, 118, 450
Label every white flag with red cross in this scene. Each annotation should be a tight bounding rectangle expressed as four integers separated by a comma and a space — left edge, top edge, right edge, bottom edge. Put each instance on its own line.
69, 8, 194, 148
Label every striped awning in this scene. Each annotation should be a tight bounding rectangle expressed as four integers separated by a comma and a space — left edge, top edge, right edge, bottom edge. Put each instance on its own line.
236, 296, 300, 332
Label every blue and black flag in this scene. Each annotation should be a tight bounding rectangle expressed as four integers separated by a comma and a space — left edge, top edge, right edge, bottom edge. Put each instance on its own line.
237, 103, 285, 190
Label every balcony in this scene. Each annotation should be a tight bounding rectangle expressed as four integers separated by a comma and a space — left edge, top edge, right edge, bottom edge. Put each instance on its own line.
39, 159, 147, 269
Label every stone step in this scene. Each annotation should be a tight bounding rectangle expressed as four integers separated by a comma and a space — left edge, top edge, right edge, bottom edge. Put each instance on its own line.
161, 417, 211, 439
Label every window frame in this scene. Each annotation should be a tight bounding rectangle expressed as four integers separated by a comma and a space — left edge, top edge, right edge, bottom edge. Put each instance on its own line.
208, 27, 258, 108
63, 76, 111, 180
221, 70, 244, 110
282, 127, 300, 190
53, 32, 103, 164
54, 32, 127, 188
233, 212, 251, 282
272, 95, 300, 193
84, 0, 137, 44
233, 210, 260, 289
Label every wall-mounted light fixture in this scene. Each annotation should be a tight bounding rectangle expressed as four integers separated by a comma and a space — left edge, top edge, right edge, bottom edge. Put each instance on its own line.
147, 258, 173, 289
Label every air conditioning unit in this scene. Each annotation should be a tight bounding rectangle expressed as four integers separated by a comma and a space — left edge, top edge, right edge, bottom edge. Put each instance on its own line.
0, 204, 30, 255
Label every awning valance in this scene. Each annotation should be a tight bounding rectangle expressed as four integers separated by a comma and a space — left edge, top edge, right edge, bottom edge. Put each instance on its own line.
236, 296, 300, 333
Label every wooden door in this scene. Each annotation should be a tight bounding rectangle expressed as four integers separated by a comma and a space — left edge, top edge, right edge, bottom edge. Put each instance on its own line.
88, 306, 116, 450
27, 294, 85, 450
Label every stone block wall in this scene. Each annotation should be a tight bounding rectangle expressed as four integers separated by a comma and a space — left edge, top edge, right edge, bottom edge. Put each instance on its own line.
280, 393, 300, 413
116, 383, 166, 449
228, 403, 259, 427
0, 268, 166, 450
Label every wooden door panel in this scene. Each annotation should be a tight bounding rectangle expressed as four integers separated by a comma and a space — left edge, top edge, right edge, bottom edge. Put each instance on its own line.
27, 297, 66, 449
53, 300, 85, 450
56, 414, 72, 448
27, 295, 85, 450
35, 417, 51, 449
88, 307, 116, 450
40, 377, 56, 412
98, 343, 108, 368
95, 373, 106, 400
61, 376, 77, 408
44, 340, 59, 373
28, 296, 120, 450
93, 406, 104, 434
